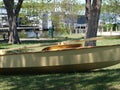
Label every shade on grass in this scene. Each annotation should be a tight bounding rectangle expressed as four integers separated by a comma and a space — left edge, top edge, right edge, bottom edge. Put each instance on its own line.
0, 67, 120, 90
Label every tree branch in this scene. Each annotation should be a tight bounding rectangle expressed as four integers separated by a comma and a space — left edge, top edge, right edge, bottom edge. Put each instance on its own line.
15, 0, 24, 16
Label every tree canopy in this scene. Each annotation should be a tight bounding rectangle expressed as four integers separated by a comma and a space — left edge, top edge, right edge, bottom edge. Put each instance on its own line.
102, 0, 120, 14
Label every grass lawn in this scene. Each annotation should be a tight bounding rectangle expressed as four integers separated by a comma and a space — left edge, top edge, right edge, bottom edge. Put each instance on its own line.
0, 37, 120, 90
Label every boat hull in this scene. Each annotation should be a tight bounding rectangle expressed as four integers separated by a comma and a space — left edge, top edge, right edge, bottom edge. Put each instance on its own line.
0, 61, 120, 74
0, 44, 120, 74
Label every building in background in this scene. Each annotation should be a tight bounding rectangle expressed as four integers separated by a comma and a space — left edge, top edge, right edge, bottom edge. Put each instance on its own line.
0, 7, 8, 27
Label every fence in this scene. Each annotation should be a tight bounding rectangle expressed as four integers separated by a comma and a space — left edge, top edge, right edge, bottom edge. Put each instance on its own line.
71, 25, 120, 36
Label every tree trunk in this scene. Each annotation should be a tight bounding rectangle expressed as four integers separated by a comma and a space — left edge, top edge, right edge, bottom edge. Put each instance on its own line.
8, 14, 21, 44
85, 0, 102, 46
3, 0, 23, 44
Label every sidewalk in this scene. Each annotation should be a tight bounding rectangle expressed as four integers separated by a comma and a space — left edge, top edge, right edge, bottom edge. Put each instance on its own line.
0, 38, 60, 43
20, 38, 56, 41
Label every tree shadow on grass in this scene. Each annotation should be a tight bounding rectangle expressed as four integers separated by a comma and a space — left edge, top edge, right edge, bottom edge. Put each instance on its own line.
0, 68, 120, 90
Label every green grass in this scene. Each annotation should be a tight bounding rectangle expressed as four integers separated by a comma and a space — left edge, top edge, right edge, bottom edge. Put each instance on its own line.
0, 68, 120, 90
0, 37, 120, 90
97, 38, 120, 46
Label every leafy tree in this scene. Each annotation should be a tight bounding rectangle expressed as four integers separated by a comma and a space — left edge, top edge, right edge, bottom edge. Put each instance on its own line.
3, 0, 45, 44
54, 0, 83, 33
3, 0, 23, 44
101, 0, 120, 25
0, 1, 3, 7
85, 0, 102, 46
105, 0, 120, 14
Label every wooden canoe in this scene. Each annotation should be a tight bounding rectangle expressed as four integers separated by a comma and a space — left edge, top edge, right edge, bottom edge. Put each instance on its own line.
0, 44, 120, 74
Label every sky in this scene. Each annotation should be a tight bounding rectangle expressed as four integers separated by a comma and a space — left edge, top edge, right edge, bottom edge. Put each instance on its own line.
78, 0, 85, 4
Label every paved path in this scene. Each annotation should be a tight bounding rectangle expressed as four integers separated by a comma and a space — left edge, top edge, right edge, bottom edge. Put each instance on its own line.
0, 38, 62, 43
